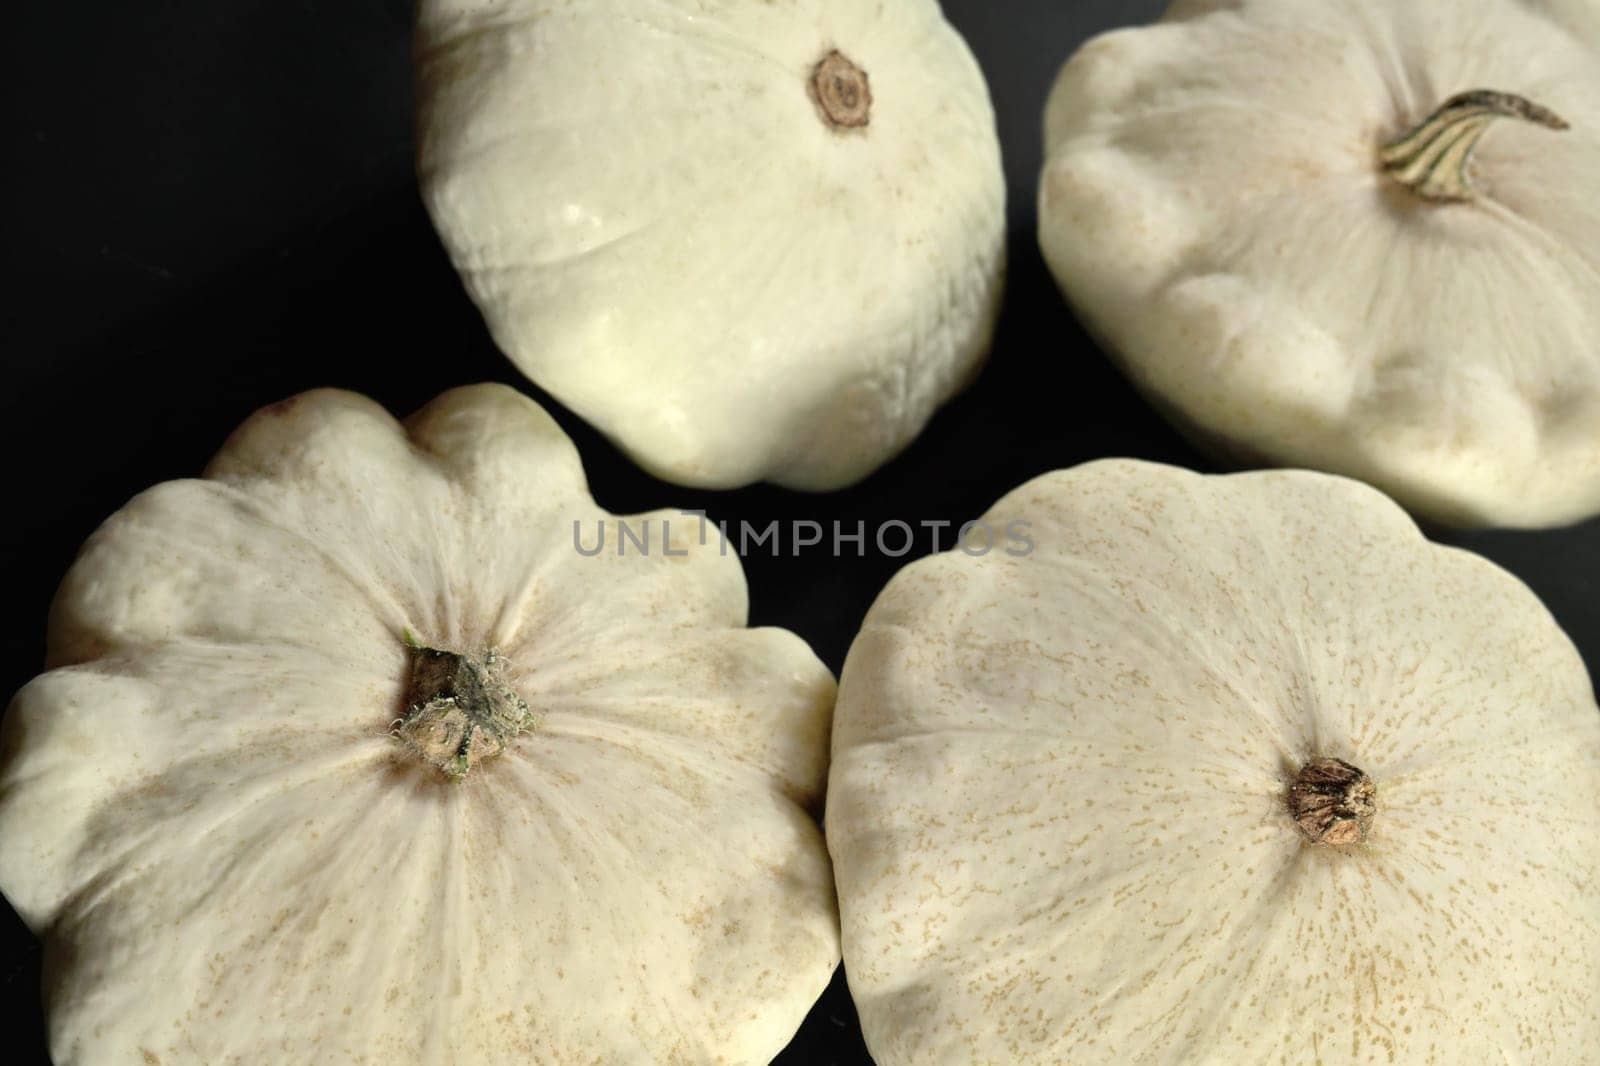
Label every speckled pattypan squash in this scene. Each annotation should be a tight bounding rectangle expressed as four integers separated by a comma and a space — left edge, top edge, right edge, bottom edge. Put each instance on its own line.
0, 386, 839, 1064
1040, 0, 1600, 528
416, 0, 1005, 491
827, 459, 1600, 1065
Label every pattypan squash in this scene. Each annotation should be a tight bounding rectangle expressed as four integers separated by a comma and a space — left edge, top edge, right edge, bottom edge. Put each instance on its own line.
1040, 0, 1600, 528
828, 459, 1600, 1064
0, 385, 839, 1064
416, 0, 1006, 491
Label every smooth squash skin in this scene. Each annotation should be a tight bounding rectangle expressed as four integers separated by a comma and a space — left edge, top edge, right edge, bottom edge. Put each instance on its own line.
1039, 0, 1600, 529
416, 0, 1006, 491
0, 385, 840, 1065
828, 459, 1600, 1065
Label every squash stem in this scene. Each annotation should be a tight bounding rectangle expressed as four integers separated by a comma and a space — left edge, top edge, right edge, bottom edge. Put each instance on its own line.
1288, 758, 1376, 846
1379, 89, 1568, 202
391, 639, 537, 780
811, 50, 872, 131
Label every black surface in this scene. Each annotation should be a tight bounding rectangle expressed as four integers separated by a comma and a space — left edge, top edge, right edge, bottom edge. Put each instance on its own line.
3, 2, 1597, 1063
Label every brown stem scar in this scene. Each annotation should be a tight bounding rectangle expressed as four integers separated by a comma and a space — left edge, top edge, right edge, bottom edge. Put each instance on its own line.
811, 50, 872, 131
1288, 757, 1377, 847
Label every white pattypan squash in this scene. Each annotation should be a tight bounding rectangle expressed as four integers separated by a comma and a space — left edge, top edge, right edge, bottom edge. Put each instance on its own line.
0, 386, 840, 1064
1038, 0, 1600, 529
827, 459, 1600, 1064
416, 0, 1005, 491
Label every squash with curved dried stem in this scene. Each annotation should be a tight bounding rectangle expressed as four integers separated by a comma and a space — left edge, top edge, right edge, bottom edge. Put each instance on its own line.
828, 459, 1600, 1064
1039, 0, 1600, 528
0, 385, 839, 1064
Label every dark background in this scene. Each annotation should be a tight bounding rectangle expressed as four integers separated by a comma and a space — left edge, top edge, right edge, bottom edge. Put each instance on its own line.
3, 1, 1596, 1062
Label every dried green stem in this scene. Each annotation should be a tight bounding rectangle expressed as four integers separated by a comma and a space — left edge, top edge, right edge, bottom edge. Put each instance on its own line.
392, 637, 536, 780
1380, 89, 1569, 202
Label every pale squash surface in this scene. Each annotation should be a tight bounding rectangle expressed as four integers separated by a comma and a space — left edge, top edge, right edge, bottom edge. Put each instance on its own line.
829, 459, 1600, 1064
417, 0, 1006, 490
1040, 0, 1600, 527
0, 386, 840, 1065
